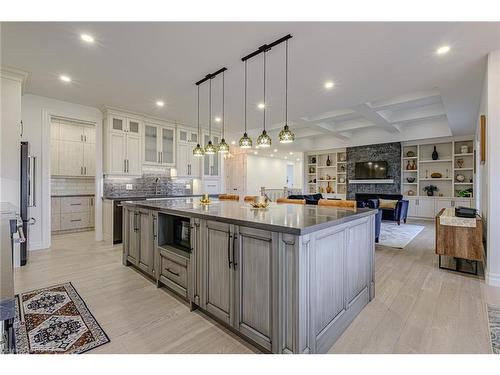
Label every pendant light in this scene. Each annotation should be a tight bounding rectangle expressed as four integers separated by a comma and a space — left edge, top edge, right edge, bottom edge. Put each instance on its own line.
278, 39, 295, 143
204, 77, 216, 155
239, 60, 252, 149
193, 85, 205, 156
218, 70, 229, 153
256, 50, 272, 148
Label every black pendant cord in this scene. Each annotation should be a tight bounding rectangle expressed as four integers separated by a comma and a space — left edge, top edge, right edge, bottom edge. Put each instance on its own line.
263, 50, 266, 132
222, 71, 225, 138
197, 85, 200, 141
208, 78, 212, 140
285, 39, 288, 126
244, 60, 247, 134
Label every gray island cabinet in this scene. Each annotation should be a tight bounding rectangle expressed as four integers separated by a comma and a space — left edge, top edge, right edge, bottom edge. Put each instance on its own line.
122, 198, 376, 354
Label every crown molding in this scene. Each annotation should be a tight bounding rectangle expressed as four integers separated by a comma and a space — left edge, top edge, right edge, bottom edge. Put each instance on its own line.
0, 65, 30, 94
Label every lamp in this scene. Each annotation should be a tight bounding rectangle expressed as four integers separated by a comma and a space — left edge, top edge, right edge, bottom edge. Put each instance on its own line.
204, 78, 216, 155
256, 50, 271, 148
239, 60, 253, 149
218, 70, 229, 153
278, 39, 295, 144
193, 85, 205, 156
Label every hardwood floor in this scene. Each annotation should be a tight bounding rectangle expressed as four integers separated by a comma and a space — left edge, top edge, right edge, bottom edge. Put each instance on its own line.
14, 220, 494, 354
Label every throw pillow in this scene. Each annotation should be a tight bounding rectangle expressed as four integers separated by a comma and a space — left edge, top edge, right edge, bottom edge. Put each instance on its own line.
379, 199, 398, 209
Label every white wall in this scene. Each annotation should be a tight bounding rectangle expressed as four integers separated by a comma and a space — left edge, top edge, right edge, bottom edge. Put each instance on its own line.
482, 50, 500, 287
0, 68, 24, 208
21, 94, 103, 250
246, 155, 303, 195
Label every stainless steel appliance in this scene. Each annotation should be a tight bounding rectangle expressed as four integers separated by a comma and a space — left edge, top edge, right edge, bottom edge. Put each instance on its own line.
20, 141, 36, 266
173, 217, 191, 250
1, 203, 25, 354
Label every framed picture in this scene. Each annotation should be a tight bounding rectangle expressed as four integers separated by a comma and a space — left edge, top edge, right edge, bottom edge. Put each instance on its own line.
480, 114, 486, 164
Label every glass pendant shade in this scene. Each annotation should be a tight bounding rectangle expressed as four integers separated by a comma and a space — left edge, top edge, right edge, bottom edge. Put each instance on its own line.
205, 140, 216, 155
239, 132, 252, 149
278, 124, 295, 143
256, 130, 272, 148
193, 143, 205, 156
218, 138, 229, 153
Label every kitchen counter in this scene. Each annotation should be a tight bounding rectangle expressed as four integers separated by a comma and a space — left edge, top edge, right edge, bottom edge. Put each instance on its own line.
122, 197, 375, 235
103, 194, 211, 201
51, 193, 95, 197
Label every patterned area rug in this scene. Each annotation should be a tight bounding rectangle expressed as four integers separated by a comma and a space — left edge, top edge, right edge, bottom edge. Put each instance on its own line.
15, 282, 109, 354
487, 304, 500, 354
378, 222, 425, 249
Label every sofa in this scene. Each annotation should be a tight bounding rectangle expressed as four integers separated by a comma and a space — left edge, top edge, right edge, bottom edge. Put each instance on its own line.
355, 193, 409, 225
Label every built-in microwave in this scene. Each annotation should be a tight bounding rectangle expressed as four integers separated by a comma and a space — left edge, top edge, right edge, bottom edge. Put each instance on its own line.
173, 217, 191, 251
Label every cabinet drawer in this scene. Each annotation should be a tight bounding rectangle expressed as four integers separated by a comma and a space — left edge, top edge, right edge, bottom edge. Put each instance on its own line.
61, 196, 90, 213
51, 197, 61, 214
160, 255, 188, 289
61, 212, 90, 230
51, 214, 61, 232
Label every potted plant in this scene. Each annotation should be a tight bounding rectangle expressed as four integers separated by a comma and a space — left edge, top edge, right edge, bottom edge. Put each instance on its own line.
423, 184, 438, 196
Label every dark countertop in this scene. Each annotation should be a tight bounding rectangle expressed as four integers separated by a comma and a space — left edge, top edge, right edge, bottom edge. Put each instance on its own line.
51, 194, 95, 198
102, 194, 216, 201
123, 198, 376, 235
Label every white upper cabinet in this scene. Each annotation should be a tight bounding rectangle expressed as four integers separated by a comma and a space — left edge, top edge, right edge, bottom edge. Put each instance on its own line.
50, 119, 95, 177
203, 133, 220, 177
176, 127, 201, 177
143, 122, 175, 167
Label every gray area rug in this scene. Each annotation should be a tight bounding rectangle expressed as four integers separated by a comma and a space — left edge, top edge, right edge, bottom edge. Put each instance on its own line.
378, 222, 425, 249
487, 304, 500, 354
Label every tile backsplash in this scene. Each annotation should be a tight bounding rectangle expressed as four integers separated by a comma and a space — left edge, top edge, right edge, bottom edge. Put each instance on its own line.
51, 177, 95, 195
104, 174, 193, 198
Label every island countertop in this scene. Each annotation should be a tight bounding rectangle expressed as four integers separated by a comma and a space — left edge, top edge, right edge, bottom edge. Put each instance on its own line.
122, 197, 376, 235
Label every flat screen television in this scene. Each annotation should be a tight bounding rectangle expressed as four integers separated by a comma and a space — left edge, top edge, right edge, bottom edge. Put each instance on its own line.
355, 161, 388, 179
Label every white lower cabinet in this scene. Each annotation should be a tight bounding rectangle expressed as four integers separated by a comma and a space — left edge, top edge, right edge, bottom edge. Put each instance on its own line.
405, 197, 473, 219
202, 178, 220, 195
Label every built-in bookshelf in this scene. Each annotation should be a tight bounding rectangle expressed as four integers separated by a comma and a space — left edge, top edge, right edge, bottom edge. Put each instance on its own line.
401, 138, 474, 199
305, 149, 347, 199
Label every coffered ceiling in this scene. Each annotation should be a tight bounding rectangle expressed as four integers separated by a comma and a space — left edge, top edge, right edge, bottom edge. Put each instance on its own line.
2, 22, 499, 151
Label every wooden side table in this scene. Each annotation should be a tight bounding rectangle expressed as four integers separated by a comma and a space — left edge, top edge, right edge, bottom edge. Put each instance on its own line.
435, 208, 484, 275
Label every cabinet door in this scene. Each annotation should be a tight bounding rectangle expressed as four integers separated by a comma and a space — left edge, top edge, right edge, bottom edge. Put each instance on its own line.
417, 198, 435, 218
454, 198, 471, 208
127, 118, 141, 135
138, 210, 154, 276
50, 121, 60, 140
233, 226, 277, 351
60, 122, 84, 142
434, 199, 453, 215
407, 198, 418, 217
59, 141, 84, 176
83, 142, 95, 176
109, 132, 126, 174
203, 179, 220, 194
126, 209, 140, 264
176, 143, 189, 176
178, 128, 189, 143
126, 135, 142, 175
160, 127, 175, 165
110, 116, 125, 133
51, 140, 60, 175
202, 221, 234, 325
189, 131, 198, 144
84, 126, 96, 144
144, 124, 159, 164
190, 152, 200, 177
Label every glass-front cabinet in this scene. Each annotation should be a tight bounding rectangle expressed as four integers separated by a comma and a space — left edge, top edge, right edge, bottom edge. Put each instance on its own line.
143, 122, 175, 166
203, 133, 220, 177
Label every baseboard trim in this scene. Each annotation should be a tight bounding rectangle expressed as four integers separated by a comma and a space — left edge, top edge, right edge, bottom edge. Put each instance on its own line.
486, 272, 500, 287
28, 241, 46, 251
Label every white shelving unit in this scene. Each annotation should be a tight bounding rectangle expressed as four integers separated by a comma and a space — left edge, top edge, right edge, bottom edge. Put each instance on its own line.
305, 149, 347, 199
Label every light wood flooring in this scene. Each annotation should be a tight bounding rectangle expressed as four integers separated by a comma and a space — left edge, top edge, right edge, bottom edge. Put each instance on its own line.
14, 220, 495, 354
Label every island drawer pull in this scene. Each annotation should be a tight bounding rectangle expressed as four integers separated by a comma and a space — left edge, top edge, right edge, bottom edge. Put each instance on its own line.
70, 203, 82, 206
165, 268, 180, 277
70, 219, 82, 222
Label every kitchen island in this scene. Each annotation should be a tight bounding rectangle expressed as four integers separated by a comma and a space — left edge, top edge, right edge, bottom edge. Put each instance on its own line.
121, 198, 376, 354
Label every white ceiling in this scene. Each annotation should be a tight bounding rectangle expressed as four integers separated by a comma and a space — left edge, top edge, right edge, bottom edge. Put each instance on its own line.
2, 22, 499, 151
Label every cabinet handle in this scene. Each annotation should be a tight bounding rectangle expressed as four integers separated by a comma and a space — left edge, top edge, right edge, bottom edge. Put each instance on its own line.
153, 216, 157, 240
70, 219, 82, 222
158, 151, 161, 163
81, 166, 83, 175
85, 135, 87, 142
233, 234, 238, 269
84, 166, 87, 175
124, 160, 127, 173
90, 198, 93, 206
126, 159, 129, 173
70, 203, 82, 206
165, 268, 180, 277
81, 134, 83, 142
227, 234, 233, 268
20, 120, 24, 137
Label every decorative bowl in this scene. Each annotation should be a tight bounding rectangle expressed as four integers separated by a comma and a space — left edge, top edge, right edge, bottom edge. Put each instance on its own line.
406, 177, 416, 183
406, 151, 415, 157
431, 172, 442, 178
249, 201, 269, 209
456, 174, 465, 182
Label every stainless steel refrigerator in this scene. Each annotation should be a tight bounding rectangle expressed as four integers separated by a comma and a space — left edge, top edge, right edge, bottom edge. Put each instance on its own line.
20, 141, 36, 266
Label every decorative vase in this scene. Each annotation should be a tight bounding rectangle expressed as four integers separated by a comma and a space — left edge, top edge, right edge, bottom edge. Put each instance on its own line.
326, 182, 333, 193
326, 155, 331, 166
340, 164, 345, 172
339, 153, 346, 162
311, 156, 316, 164
432, 146, 439, 160
456, 158, 464, 168
427, 191, 434, 197
461, 145, 469, 154
406, 160, 411, 170
411, 160, 417, 170
407, 190, 415, 196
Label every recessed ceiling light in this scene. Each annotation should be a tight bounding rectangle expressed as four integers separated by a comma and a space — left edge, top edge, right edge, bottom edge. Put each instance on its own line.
436, 45, 450, 55
270, 154, 274, 157
59, 75, 71, 83
284, 156, 288, 159
80, 34, 94, 43
273, 149, 278, 153
257, 103, 265, 109
324, 81, 334, 89
296, 158, 300, 162
231, 140, 236, 145
289, 152, 293, 155
254, 151, 258, 155
215, 117, 221, 123
156, 100, 165, 107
